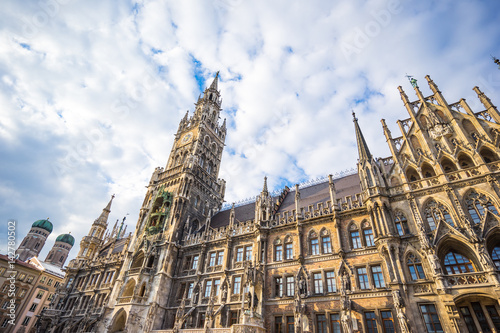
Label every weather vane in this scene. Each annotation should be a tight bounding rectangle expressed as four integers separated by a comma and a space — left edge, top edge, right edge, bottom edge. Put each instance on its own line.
405, 74, 418, 88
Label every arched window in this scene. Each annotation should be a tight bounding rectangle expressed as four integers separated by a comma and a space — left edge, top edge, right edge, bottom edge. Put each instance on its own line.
406, 167, 420, 182
421, 163, 436, 178
407, 253, 425, 280
131, 252, 145, 269
199, 155, 205, 168
443, 251, 475, 274
465, 190, 499, 224
138, 284, 146, 297
122, 279, 136, 297
424, 200, 455, 230
462, 119, 479, 141
207, 162, 213, 174
394, 212, 410, 236
491, 247, 500, 270
349, 224, 361, 250
365, 167, 373, 187
458, 153, 475, 169
310, 231, 319, 255
479, 147, 499, 163
440, 157, 457, 173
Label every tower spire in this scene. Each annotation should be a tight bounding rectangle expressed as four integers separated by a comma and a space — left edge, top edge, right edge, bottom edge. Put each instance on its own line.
262, 176, 268, 195
209, 71, 219, 90
352, 111, 372, 162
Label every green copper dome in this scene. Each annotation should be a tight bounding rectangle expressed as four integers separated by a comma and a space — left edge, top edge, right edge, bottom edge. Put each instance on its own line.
56, 234, 75, 246
32, 219, 53, 233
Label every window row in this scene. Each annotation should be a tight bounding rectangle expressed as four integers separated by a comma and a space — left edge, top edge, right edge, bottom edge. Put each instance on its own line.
274, 304, 444, 333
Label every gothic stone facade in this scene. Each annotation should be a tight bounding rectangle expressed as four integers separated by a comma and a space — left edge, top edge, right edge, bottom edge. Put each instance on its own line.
45, 74, 500, 333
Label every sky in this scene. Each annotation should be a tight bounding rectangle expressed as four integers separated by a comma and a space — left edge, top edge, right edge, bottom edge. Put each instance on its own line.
1, 0, 500, 261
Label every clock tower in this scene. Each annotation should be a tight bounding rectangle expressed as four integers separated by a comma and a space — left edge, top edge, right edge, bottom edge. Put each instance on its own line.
134, 72, 227, 243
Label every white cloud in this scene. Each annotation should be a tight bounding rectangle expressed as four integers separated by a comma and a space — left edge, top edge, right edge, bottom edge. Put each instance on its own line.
1, 0, 499, 261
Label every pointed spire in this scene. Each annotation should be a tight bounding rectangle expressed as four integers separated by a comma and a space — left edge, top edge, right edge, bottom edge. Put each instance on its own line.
209, 71, 219, 90
262, 176, 268, 195
352, 111, 372, 162
95, 194, 114, 226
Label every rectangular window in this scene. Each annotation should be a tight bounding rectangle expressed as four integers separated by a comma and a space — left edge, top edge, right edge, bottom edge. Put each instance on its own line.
485, 305, 500, 331
36, 290, 45, 299
18, 273, 26, 281
18, 289, 27, 298
409, 263, 426, 280
330, 313, 341, 333
1, 284, 8, 293
381, 311, 395, 333
460, 307, 478, 333
471, 302, 490, 332
209, 252, 216, 267
275, 277, 283, 297
351, 231, 362, 249
192, 255, 199, 270
54, 281, 60, 288
29, 303, 37, 312
184, 256, 192, 270
364, 229, 374, 247
204, 280, 212, 298
275, 316, 283, 333
1, 318, 9, 328
420, 304, 444, 333
213, 279, 220, 296
322, 236, 332, 253
236, 247, 244, 262
357, 268, 369, 290
1, 301, 9, 309
0, 267, 5, 276
187, 282, 194, 299
47, 278, 53, 286
371, 266, 385, 288
198, 312, 205, 328
326, 271, 336, 293
275, 245, 283, 261
217, 251, 224, 266
311, 238, 319, 255
178, 283, 186, 299
316, 314, 327, 333
48, 293, 54, 301
21, 316, 31, 326
365, 311, 378, 333
230, 311, 239, 326
286, 277, 295, 297
245, 246, 253, 261
233, 276, 241, 294
286, 316, 294, 333
26, 275, 34, 284
313, 273, 323, 294
285, 243, 293, 260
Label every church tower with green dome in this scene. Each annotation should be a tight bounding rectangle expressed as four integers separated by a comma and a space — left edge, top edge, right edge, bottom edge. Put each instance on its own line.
16, 218, 53, 261
45, 233, 75, 267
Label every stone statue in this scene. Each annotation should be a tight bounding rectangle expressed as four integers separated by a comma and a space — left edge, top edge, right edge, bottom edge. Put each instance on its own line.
427, 249, 441, 274
298, 274, 306, 296
476, 243, 494, 269
392, 290, 410, 333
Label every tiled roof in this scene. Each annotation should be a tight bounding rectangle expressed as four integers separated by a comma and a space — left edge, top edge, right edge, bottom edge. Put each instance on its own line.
210, 173, 361, 228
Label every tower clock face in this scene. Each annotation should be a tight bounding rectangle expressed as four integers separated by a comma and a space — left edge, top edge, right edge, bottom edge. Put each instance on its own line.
181, 132, 193, 145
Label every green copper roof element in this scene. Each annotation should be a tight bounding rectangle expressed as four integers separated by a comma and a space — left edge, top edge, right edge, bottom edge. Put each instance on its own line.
32, 219, 53, 233
56, 234, 75, 246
